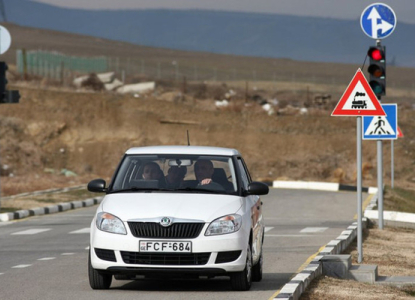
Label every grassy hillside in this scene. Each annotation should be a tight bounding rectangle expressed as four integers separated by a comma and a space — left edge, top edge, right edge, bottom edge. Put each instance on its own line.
0, 23, 414, 196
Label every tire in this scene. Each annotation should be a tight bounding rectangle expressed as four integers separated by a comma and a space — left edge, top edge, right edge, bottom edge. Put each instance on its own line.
252, 247, 263, 282
230, 244, 252, 291
88, 251, 112, 289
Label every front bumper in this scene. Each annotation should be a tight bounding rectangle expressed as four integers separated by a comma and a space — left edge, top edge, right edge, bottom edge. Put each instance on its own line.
90, 222, 249, 275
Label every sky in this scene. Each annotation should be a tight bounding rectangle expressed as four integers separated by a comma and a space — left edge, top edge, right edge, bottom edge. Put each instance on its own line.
31, 0, 415, 24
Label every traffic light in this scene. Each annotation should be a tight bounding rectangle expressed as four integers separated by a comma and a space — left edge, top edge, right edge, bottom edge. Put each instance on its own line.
0, 62, 7, 99
0, 61, 20, 104
367, 46, 386, 97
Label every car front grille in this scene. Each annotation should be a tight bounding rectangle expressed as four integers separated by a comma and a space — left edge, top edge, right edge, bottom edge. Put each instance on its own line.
128, 222, 205, 239
120, 251, 211, 265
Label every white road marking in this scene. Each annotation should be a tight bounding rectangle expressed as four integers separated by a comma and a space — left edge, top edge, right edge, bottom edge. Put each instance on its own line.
69, 228, 90, 234
300, 227, 328, 233
85, 246, 90, 250
0, 273, 4, 275
264, 227, 274, 233
61, 253, 75, 256
266, 234, 327, 237
11, 228, 51, 235
12, 265, 31, 269
38, 257, 56, 261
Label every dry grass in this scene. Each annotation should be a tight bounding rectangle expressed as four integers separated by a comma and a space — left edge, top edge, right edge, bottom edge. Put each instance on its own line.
384, 186, 415, 213
302, 276, 415, 300
301, 226, 415, 299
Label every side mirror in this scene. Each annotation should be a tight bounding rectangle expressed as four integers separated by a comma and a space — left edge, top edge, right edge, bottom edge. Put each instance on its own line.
246, 181, 269, 195
88, 179, 107, 193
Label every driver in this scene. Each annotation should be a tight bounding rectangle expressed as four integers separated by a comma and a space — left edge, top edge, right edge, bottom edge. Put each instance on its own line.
194, 159, 214, 185
194, 159, 224, 190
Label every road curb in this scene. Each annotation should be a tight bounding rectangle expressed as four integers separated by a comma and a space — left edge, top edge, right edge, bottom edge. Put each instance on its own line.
273, 220, 368, 300
272, 183, 378, 300
0, 197, 104, 222
272, 180, 377, 193
364, 191, 415, 229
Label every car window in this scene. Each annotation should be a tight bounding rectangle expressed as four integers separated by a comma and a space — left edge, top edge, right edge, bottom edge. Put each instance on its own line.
110, 154, 238, 195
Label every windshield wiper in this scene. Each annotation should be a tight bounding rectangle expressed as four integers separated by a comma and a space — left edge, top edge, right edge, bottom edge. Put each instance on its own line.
173, 187, 225, 194
109, 187, 168, 194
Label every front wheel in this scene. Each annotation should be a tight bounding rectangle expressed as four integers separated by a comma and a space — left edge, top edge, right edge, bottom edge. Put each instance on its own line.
252, 247, 263, 282
230, 244, 252, 291
88, 251, 112, 289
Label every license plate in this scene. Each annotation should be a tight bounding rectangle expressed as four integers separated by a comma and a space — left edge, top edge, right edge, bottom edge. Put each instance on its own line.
139, 240, 192, 253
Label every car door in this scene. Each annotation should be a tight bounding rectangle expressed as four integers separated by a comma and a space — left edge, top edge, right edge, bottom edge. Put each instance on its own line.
236, 157, 264, 264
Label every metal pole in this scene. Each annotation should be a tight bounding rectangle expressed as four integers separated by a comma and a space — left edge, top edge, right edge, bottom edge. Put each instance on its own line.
378, 140, 384, 229
357, 116, 363, 263
391, 140, 394, 188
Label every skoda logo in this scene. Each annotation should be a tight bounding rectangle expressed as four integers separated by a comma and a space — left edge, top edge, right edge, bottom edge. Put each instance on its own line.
160, 217, 172, 227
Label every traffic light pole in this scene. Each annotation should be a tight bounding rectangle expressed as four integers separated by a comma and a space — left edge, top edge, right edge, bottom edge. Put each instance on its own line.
375, 39, 384, 230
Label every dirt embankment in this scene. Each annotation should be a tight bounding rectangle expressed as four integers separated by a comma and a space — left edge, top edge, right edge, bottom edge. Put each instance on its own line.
0, 83, 415, 196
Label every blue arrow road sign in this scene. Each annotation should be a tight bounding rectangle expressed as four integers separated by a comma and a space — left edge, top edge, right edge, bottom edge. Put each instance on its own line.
363, 104, 397, 140
361, 3, 397, 39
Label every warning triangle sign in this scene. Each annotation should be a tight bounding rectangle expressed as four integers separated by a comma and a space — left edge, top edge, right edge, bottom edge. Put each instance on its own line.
331, 69, 386, 116
397, 126, 404, 138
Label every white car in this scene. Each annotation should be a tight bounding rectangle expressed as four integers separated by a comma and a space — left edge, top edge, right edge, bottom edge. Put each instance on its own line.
88, 146, 269, 291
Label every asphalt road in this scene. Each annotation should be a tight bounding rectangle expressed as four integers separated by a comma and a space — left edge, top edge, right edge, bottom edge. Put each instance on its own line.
0, 188, 364, 300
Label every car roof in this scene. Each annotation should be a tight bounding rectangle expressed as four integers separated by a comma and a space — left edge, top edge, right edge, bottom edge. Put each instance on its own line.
125, 146, 240, 156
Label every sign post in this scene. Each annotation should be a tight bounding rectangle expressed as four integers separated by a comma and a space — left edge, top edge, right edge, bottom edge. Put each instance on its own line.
0, 25, 15, 213
363, 103, 397, 229
332, 69, 385, 263
361, 3, 397, 231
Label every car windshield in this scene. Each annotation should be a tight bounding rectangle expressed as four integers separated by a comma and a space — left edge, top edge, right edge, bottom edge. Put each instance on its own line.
110, 154, 238, 195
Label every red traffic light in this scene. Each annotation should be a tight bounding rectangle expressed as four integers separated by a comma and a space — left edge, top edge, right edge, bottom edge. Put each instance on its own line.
368, 47, 385, 61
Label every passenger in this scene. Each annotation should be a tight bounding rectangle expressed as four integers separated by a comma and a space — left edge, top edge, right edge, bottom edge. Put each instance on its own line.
142, 162, 163, 180
165, 166, 187, 188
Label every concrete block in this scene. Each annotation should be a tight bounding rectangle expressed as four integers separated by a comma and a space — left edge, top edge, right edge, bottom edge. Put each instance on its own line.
376, 276, 415, 287
14, 210, 30, 219
292, 273, 313, 289
279, 281, 304, 300
29, 207, 46, 216
0, 213, 10, 222
82, 199, 95, 207
94, 197, 104, 204
71, 201, 83, 209
348, 265, 378, 283
321, 255, 351, 279
319, 246, 336, 255
58, 203, 71, 212
275, 295, 293, 300
45, 205, 59, 214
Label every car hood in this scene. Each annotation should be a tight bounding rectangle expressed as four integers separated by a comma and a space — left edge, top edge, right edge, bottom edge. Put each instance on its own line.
101, 193, 243, 222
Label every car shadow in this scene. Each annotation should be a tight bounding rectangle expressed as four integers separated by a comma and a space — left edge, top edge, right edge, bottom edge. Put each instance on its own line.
110, 272, 293, 292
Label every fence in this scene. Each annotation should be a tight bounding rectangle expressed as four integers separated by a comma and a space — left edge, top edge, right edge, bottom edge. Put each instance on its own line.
14, 50, 415, 95
16, 50, 108, 80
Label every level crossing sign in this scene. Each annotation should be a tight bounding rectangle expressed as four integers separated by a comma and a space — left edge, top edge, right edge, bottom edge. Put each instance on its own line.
361, 3, 396, 39
331, 69, 385, 117
363, 104, 397, 140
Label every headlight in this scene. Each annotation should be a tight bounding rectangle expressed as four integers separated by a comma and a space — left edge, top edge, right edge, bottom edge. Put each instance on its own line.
205, 214, 242, 236
96, 212, 127, 235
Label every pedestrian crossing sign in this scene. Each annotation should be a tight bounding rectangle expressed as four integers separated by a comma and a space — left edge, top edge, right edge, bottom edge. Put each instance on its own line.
363, 104, 397, 140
